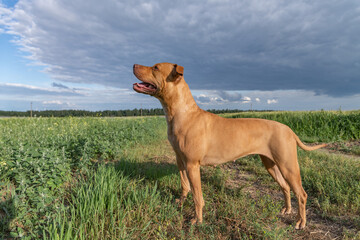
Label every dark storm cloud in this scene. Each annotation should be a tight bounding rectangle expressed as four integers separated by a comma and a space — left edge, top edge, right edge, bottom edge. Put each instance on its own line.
0, 83, 82, 96
194, 95, 212, 104
1, 0, 360, 97
215, 91, 243, 102
52, 82, 70, 89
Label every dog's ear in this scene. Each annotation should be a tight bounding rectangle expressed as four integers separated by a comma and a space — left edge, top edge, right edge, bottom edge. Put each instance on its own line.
175, 64, 184, 76
172, 64, 184, 82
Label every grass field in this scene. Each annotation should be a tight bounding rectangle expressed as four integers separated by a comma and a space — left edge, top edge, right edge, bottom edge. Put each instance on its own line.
0, 111, 360, 239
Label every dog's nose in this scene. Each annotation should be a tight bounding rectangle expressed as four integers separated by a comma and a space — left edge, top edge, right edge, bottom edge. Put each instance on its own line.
133, 64, 139, 70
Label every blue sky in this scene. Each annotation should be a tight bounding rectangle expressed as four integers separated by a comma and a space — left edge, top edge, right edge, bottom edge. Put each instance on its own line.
1, 0, 360, 111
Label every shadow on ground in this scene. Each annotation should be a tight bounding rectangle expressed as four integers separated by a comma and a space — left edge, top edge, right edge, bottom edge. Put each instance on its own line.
115, 156, 178, 180
0, 189, 15, 239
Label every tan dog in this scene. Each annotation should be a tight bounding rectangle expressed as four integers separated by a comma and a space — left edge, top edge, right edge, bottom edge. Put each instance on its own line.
133, 62, 326, 229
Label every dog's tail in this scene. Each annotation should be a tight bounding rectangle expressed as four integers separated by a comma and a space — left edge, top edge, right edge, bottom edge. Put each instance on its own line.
293, 133, 327, 151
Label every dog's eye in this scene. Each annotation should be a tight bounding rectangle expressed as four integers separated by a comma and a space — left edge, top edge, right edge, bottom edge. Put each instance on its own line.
153, 66, 159, 71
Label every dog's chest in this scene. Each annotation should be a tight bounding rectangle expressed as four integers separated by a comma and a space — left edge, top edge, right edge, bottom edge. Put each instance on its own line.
167, 124, 187, 152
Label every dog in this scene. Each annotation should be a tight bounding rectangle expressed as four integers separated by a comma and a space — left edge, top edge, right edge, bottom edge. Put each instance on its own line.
133, 62, 326, 229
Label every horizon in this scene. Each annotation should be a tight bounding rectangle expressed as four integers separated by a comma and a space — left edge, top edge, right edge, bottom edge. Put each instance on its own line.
1, 107, 356, 114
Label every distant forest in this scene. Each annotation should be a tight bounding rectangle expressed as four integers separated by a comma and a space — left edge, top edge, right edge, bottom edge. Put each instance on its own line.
0, 108, 272, 117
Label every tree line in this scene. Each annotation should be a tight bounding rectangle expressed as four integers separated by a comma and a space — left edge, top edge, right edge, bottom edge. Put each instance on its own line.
0, 108, 272, 117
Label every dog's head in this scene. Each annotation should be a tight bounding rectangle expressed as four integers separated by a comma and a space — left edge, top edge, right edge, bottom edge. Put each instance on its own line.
133, 62, 184, 98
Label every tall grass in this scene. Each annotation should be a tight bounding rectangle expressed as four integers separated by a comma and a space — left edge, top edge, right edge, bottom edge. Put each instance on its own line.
228, 110, 360, 142
44, 165, 178, 240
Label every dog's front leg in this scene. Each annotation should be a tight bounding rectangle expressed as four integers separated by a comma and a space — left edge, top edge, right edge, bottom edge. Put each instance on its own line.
175, 153, 191, 206
186, 163, 204, 224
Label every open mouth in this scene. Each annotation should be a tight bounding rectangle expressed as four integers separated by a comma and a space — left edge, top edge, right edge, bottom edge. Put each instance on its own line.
133, 81, 157, 94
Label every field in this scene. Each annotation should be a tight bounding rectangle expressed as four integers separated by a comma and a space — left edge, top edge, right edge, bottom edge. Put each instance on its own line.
0, 111, 360, 239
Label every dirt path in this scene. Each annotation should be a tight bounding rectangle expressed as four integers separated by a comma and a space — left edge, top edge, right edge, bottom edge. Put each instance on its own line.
322, 140, 360, 159
318, 148, 360, 161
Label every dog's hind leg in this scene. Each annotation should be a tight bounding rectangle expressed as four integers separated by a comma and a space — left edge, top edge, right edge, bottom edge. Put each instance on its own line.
260, 155, 292, 214
275, 151, 308, 230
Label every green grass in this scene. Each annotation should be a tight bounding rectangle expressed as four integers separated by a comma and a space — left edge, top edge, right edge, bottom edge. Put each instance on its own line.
236, 152, 360, 217
0, 117, 166, 239
300, 151, 360, 216
227, 110, 360, 142
1, 111, 360, 239
352, 146, 360, 155
44, 164, 179, 239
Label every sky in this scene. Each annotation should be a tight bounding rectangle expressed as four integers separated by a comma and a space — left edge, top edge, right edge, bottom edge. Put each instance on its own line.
0, 0, 360, 111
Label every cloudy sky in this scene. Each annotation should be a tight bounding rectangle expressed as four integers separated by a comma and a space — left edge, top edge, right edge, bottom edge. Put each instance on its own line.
1, 0, 360, 111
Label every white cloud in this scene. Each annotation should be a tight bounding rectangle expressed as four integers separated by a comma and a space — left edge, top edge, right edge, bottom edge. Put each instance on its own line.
3, 82, 39, 90
42, 100, 76, 109
255, 98, 261, 102
267, 99, 278, 104
43, 100, 64, 105
194, 91, 256, 106
0, 4, 12, 27
242, 96, 251, 103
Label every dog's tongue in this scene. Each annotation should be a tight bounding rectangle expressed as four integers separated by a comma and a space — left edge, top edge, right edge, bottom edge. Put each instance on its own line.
136, 82, 155, 89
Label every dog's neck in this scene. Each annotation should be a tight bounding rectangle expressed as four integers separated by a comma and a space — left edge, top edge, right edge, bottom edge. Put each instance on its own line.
159, 78, 199, 124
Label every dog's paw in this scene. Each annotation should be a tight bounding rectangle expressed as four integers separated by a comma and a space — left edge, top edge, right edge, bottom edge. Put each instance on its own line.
190, 218, 203, 225
190, 216, 203, 225
281, 207, 292, 215
295, 219, 306, 230
175, 196, 186, 207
